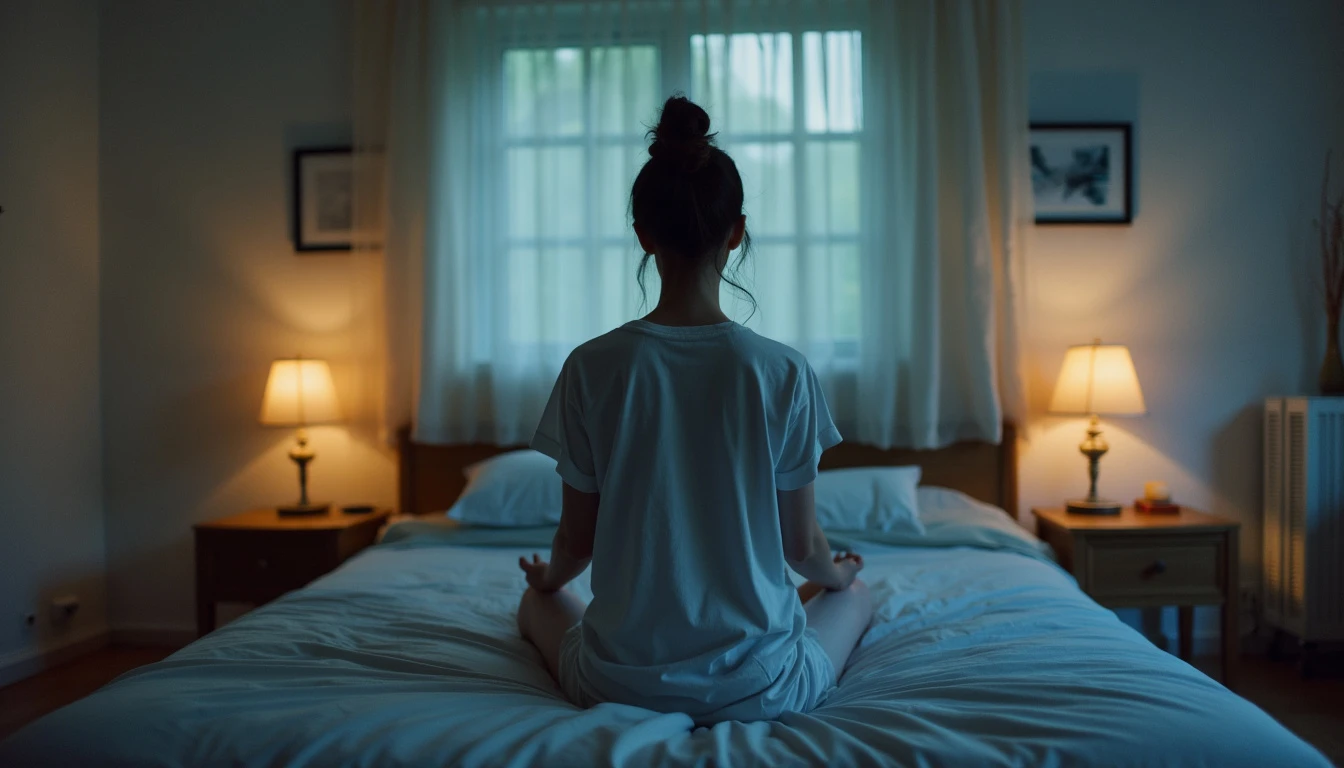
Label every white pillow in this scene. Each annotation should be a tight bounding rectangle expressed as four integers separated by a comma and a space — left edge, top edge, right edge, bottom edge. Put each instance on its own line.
447, 451, 924, 533
447, 450, 561, 526
813, 466, 925, 533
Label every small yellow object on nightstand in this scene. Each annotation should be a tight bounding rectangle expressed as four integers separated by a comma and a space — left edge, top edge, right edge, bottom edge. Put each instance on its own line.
1143, 481, 1170, 501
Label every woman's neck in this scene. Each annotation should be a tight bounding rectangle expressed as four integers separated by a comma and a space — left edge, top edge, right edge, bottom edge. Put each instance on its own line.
643, 262, 730, 327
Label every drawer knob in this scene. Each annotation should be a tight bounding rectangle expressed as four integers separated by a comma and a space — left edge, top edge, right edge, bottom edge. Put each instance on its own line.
256, 558, 269, 571
1142, 560, 1167, 578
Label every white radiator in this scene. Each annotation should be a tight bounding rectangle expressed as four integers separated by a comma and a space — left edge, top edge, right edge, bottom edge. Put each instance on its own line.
1262, 397, 1344, 643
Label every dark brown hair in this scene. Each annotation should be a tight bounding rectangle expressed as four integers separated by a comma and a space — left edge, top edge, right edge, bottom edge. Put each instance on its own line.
630, 96, 755, 314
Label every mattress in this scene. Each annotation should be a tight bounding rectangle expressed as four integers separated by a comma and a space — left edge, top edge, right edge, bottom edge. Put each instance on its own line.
0, 489, 1328, 767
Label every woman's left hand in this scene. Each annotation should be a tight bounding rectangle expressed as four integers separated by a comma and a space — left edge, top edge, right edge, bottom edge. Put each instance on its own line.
518, 554, 554, 592
833, 551, 863, 569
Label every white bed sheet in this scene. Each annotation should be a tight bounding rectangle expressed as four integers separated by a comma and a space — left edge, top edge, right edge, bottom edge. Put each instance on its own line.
0, 497, 1328, 767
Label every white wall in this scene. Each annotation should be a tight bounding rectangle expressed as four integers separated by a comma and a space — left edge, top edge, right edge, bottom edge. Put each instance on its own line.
99, 0, 395, 638
1021, 0, 1344, 643
0, 0, 107, 673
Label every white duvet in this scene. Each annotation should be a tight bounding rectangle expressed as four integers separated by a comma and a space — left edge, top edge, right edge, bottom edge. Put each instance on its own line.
0, 490, 1328, 767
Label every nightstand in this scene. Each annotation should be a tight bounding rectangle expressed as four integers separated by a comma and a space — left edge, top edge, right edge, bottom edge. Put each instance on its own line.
194, 507, 391, 636
1032, 506, 1241, 688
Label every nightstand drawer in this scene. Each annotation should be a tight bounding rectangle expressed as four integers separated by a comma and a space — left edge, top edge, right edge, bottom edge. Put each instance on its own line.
1085, 539, 1222, 601
205, 533, 334, 602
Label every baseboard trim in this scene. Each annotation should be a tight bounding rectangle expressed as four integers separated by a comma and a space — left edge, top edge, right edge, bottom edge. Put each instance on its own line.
0, 626, 110, 688
108, 624, 196, 650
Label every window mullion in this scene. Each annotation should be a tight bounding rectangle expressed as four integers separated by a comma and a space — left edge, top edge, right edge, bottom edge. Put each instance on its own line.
663, 17, 691, 101
583, 45, 601, 335
790, 28, 809, 344
488, 35, 510, 363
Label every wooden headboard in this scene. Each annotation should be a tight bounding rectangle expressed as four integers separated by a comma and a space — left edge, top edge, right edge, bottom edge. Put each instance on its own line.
397, 423, 1018, 519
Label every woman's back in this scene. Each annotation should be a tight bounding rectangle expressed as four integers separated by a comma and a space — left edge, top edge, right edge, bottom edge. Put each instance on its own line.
515, 95, 869, 726
533, 318, 840, 721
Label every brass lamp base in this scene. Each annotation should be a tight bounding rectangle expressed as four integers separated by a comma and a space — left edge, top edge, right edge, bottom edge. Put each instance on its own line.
1065, 498, 1122, 515
1067, 414, 1122, 515
278, 427, 328, 517
277, 502, 331, 517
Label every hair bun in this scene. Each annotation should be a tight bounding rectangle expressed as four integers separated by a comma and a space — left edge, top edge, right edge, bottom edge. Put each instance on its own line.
648, 96, 715, 172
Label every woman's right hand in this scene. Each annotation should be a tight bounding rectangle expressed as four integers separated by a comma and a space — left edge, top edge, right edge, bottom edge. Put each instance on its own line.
829, 552, 864, 591
518, 553, 555, 592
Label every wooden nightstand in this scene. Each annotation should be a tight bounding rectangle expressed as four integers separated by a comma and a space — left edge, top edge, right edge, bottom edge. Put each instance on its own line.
1032, 506, 1241, 688
194, 507, 391, 636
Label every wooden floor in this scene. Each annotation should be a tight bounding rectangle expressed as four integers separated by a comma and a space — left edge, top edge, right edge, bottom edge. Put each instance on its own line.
0, 645, 171, 742
1207, 655, 1344, 765
1, 647, 1341, 762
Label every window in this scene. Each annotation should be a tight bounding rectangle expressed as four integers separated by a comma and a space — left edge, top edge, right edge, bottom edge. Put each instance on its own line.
503, 45, 661, 344
691, 31, 862, 349
497, 25, 863, 359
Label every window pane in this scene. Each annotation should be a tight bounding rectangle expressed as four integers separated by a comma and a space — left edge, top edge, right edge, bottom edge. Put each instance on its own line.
804, 32, 862, 133
691, 33, 793, 135
805, 141, 859, 235
803, 242, 861, 340
601, 246, 651, 328
509, 247, 590, 343
720, 242, 859, 343
733, 142, 794, 236
727, 243, 797, 339
595, 145, 642, 238
506, 247, 542, 344
505, 48, 585, 137
593, 46, 660, 135
507, 147, 585, 239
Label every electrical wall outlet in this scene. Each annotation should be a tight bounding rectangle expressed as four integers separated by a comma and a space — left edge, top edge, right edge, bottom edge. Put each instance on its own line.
16, 611, 38, 649
50, 595, 79, 624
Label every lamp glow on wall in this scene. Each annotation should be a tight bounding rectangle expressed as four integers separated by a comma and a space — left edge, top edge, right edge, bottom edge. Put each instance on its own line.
260, 357, 341, 516
1048, 340, 1147, 515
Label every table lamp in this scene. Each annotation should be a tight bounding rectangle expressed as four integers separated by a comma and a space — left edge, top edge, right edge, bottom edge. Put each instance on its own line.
1048, 340, 1146, 515
260, 356, 341, 516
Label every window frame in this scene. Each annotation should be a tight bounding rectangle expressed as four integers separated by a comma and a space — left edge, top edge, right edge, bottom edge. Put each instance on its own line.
486, 11, 865, 360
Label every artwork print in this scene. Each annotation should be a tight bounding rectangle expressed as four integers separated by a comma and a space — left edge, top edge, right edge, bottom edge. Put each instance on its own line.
1030, 124, 1132, 224
294, 147, 361, 251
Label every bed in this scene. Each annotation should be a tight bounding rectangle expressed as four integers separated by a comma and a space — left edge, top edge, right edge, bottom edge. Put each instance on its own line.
0, 426, 1329, 767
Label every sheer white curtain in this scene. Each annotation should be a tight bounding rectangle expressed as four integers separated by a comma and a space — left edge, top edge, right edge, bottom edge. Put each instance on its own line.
353, 0, 1027, 450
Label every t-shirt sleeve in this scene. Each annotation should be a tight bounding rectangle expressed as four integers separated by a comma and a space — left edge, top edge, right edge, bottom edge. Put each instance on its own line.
530, 358, 600, 494
774, 363, 843, 491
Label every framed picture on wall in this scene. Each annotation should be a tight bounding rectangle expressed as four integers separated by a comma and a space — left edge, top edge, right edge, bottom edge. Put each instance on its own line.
1029, 123, 1133, 224
293, 147, 356, 251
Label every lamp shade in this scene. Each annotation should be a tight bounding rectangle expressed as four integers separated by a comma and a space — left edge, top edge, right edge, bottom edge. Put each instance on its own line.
1048, 341, 1146, 416
259, 358, 341, 426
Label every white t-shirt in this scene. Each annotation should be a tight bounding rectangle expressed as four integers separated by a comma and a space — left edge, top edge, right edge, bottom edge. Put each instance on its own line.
531, 319, 842, 721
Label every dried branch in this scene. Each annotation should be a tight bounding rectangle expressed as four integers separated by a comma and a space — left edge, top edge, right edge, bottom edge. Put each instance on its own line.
1321, 152, 1344, 322
1332, 198, 1344, 309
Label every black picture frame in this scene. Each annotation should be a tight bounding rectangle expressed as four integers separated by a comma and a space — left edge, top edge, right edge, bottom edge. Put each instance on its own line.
1029, 123, 1133, 225
293, 146, 354, 251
